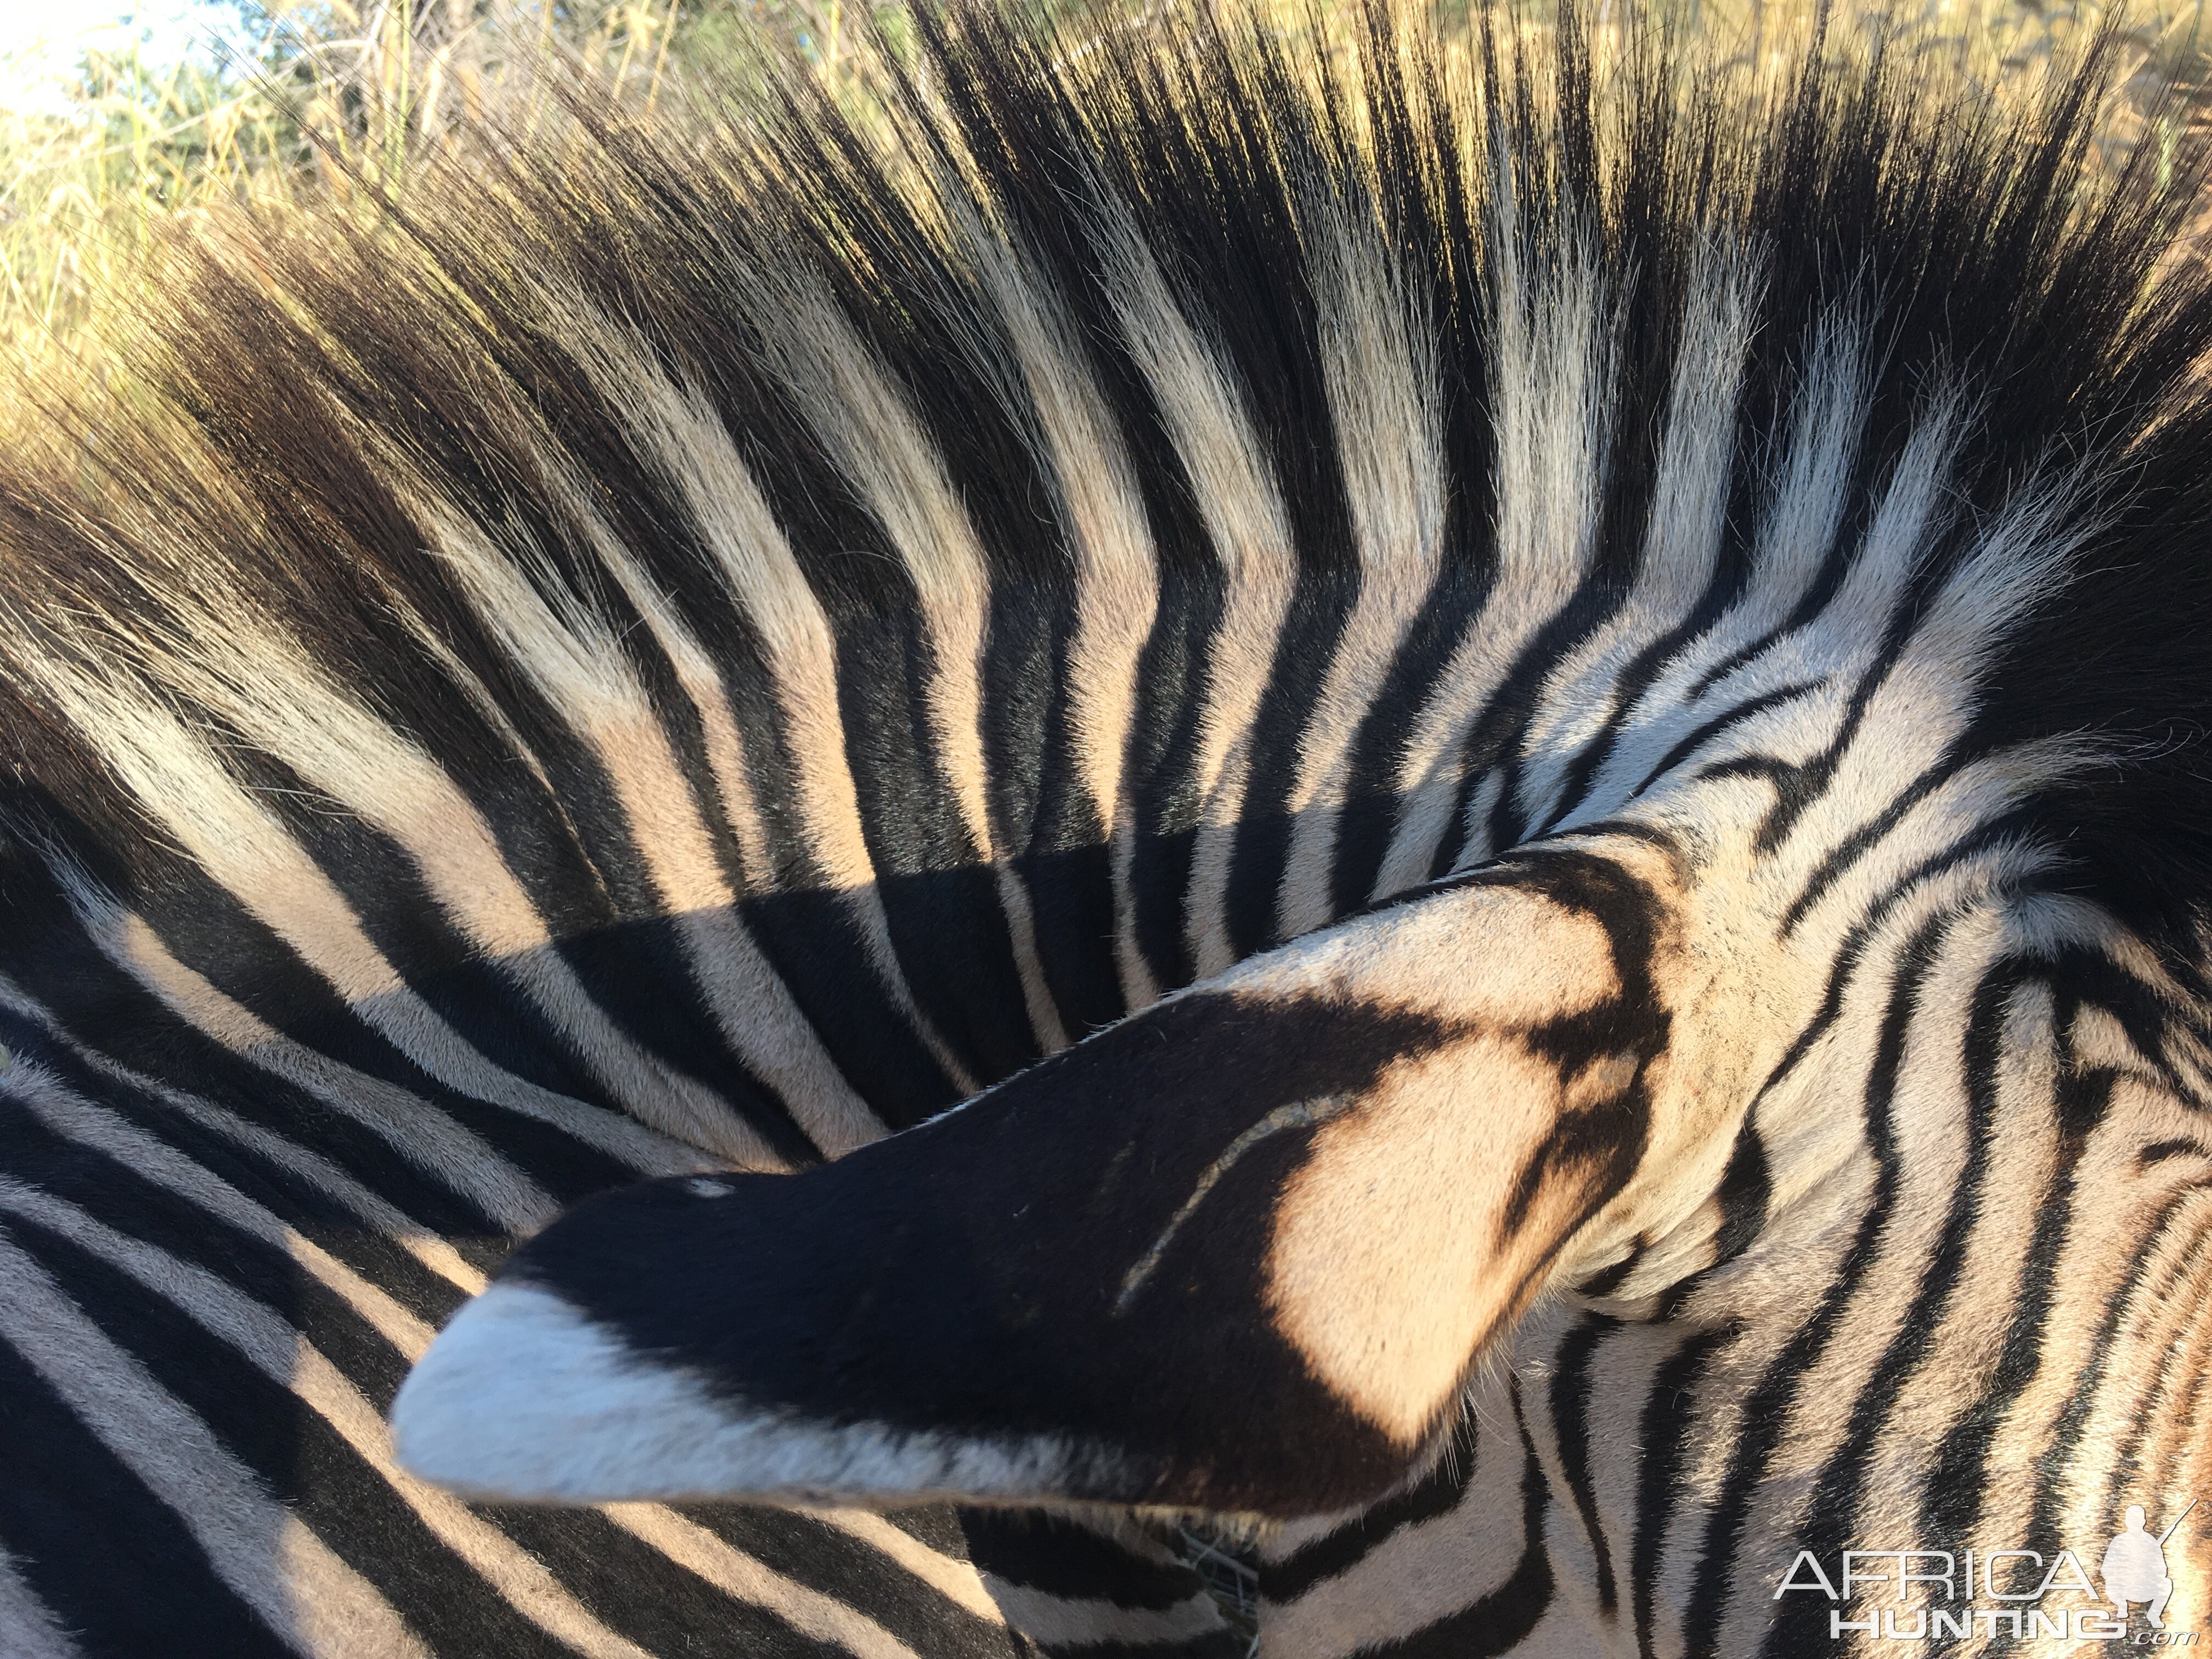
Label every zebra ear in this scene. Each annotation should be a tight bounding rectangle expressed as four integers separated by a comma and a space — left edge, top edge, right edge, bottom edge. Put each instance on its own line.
391, 856, 1677, 1517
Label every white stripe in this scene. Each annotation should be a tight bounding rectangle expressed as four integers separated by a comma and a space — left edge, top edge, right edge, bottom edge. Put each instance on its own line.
802, 1508, 1010, 1625
0, 977, 489, 1295
0, 649, 701, 1172
1571, 309, 1870, 813
1096, 206, 1298, 981
0, 1183, 668, 1659
566, 315, 982, 1095
575, 510, 890, 1154
0, 1540, 86, 1659
1771, 475, 2082, 872
1261, 1380, 1521, 1656
980, 1580, 1227, 1649
1513, 236, 1758, 834
1276, 200, 1449, 943
605, 1505, 923, 1659
0, 1171, 918, 1656
494, 333, 891, 1154
0, 1059, 453, 1363
961, 210, 1163, 1024
753, 267, 1065, 1060
16, 890, 568, 1231
399, 496, 808, 1167
87, 553, 782, 1166
1375, 163, 1613, 895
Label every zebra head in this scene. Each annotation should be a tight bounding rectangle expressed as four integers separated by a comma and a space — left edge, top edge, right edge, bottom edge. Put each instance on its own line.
370, 23, 2212, 1640
390, 469, 2127, 1526
379, 15, 2212, 1560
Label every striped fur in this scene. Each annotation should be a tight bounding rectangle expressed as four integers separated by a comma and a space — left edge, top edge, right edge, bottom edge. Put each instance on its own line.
5, 3, 2212, 1655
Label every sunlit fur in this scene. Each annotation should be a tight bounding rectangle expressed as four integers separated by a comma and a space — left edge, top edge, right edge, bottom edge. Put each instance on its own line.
5, 3, 2212, 1656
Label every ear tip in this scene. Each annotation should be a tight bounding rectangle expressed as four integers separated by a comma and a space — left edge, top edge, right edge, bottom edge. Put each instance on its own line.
392, 1277, 1144, 1508
390, 1278, 623, 1498
392, 1277, 760, 1502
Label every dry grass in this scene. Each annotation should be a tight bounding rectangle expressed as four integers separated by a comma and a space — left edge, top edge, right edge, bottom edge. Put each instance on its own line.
0, 1, 839, 382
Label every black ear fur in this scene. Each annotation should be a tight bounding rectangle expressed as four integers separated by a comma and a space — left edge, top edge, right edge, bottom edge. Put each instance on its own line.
393, 845, 1679, 1515
393, 984, 1454, 1515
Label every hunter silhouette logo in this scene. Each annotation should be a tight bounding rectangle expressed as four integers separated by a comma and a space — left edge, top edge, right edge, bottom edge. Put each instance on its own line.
1775, 1499, 2201, 1644
2104, 1504, 2193, 1630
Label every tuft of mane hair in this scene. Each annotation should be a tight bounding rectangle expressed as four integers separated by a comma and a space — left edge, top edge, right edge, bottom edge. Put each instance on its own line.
3, 3, 2211, 1656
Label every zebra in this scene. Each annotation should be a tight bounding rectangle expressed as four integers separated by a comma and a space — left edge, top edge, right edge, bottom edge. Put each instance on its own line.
2, 0, 2209, 1652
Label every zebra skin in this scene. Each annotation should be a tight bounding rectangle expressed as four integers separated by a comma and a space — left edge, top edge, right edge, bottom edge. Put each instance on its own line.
3, 0, 2210, 1652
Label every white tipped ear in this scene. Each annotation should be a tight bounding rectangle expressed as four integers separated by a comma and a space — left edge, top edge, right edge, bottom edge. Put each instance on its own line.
391, 1281, 723, 1502
391, 1280, 1101, 1505
393, 850, 1689, 1517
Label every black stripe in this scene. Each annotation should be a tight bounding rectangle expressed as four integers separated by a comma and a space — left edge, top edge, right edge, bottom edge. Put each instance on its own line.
699, 357, 976, 1127
2011, 1053, 2200, 1582
1627, 680, 1824, 800
1330, 561, 1498, 912
1259, 1404, 1481, 1603
1361, 1383, 1553, 1659
1683, 507, 1863, 702
1125, 557, 1229, 992
0, 932, 520, 1249
77, 856, 637, 1206
560, 566, 841, 1158
2010, 1188, 2210, 1598
1550, 1312, 1624, 1616
477, 1503, 857, 1658
2, 1214, 582, 1659
1225, 565, 1359, 958
1537, 560, 1755, 831
1916, 1076, 2108, 1581
1618, 1133, 1767, 1658
739, 884, 968, 1133
1430, 578, 1629, 878
1026, 1635, 1243, 1659
0, 1063, 475, 1341
2140, 1137, 2212, 1164
834, 596, 1042, 1088
985, 575, 1125, 1040
1573, 1240, 1645, 1296
0, 1102, 423, 1409
1747, 603, 1921, 858
218, 749, 614, 1110
1631, 1323, 1739, 1659
1776, 754, 1957, 936
2092, 1221, 2212, 1550
678, 1504, 1030, 1659
328, 631, 823, 1163
1712, 820, 2031, 1178
1919, 946, 2202, 1604
961, 1511, 1209, 1609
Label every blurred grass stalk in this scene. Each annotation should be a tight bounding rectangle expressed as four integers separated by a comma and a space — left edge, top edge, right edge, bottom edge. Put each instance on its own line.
1, 0, 2207, 392
0, 0, 751, 378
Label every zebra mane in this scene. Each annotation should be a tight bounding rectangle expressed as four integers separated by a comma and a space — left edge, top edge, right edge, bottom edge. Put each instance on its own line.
5, 10, 2209, 1059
